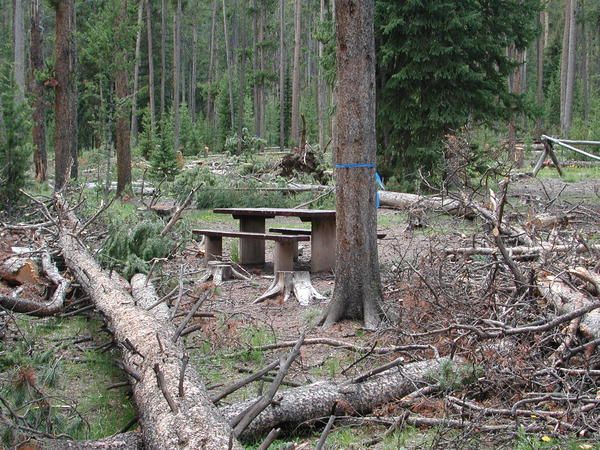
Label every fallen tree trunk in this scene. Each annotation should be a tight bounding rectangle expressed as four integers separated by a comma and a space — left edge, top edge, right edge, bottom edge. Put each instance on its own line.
219, 358, 454, 440
0, 252, 70, 316
378, 191, 473, 219
538, 275, 600, 340
446, 243, 600, 257
54, 194, 242, 450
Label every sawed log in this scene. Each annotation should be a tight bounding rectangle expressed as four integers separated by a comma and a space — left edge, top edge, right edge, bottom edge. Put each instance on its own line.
53, 194, 242, 450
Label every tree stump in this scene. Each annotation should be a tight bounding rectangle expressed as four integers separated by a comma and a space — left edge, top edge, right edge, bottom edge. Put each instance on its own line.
254, 271, 325, 306
198, 261, 250, 285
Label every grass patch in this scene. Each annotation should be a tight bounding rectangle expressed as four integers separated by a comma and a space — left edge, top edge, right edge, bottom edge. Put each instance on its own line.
538, 166, 600, 182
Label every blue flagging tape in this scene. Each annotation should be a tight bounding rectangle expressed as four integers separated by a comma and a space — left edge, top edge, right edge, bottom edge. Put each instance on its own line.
335, 163, 376, 169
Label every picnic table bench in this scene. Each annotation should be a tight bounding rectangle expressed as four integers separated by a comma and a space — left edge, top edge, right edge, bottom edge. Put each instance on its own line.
192, 229, 310, 273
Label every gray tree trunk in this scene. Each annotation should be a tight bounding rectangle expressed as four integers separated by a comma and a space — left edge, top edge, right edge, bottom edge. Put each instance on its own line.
13, 0, 25, 102
115, 0, 131, 195
172, 0, 182, 154
323, 0, 383, 329
535, 9, 545, 138
279, 0, 285, 150
190, 11, 198, 121
130, 0, 144, 147
29, 0, 47, 181
146, 0, 156, 130
160, 0, 167, 117
222, 0, 235, 131
317, 0, 328, 152
290, 0, 301, 147
54, 196, 243, 450
219, 358, 453, 440
563, 0, 577, 136
206, 0, 218, 129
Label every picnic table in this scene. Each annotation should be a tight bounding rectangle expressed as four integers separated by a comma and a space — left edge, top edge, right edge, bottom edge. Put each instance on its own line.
213, 208, 336, 272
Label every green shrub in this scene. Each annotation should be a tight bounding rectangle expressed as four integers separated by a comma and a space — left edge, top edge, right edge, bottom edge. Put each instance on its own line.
100, 219, 173, 279
224, 127, 266, 155
150, 114, 179, 180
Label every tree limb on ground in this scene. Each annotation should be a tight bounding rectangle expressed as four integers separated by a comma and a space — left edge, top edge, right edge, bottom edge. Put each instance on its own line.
53, 193, 242, 450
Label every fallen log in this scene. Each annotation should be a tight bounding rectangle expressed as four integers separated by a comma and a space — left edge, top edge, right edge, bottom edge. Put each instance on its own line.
378, 191, 473, 219
446, 243, 600, 257
538, 274, 600, 340
219, 358, 455, 440
0, 251, 70, 317
53, 194, 242, 450
34, 431, 143, 449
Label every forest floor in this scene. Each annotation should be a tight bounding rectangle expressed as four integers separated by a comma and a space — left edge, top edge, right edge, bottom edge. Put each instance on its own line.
1, 152, 599, 449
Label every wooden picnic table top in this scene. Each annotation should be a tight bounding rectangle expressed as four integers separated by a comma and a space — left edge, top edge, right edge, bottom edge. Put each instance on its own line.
213, 207, 336, 220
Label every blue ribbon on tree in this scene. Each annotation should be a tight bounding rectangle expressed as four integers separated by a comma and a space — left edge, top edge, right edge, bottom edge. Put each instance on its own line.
335, 163, 384, 208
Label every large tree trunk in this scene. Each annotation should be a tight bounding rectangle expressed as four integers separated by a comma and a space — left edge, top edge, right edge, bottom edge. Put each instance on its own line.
206, 0, 218, 129
115, 0, 132, 195
54, 195, 242, 450
222, 0, 235, 131
130, 0, 144, 147
290, 0, 301, 147
317, 0, 328, 152
160, 0, 167, 117
560, 0, 576, 136
29, 0, 47, 182
54, 0, 78, 191
172, 0, 182, 155
219, 358, 453, 440
13, 0, 25, 102
323, 0, 383, 329
535, 9, 545, 138
278, 0, 285, 150
146, 0, 156, 130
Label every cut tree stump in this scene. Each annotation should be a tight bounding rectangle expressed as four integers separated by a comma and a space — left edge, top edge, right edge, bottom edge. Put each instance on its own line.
1, 256, 42, 285
198, 261, 251, 285
254, 271, 325, 306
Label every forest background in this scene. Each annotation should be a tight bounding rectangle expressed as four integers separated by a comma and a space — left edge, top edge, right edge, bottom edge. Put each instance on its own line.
2, 0, 600, 200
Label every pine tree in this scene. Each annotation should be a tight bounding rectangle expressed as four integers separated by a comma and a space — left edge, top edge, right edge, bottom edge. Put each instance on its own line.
376, 0, 541, 185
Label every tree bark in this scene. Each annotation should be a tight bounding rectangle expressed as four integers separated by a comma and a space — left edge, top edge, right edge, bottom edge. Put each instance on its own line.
13, 0, 25, 102
323, 0, 383, 329
236, 0, 247, 154
560, 0, 576, 136
190, 10, 198, 121
172, 0, 182, 155
290, 0, 301, 147
219, 358, 453, 440
115, 0, 132, 195
54, 195, 243, 450
278, 0, 285, 150
130, 0, 144, 147
222, 0, 235, 131
146, 0, 156, 130
206, 0, 218, 128
317, 0, 328, 152
535, 9, 545, 138
160, 0, 167, 117
29, 0, 47, 182
54, 0, 78, 191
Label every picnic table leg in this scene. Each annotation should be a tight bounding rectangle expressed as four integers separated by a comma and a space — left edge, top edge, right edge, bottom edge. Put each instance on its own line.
311, 217, 336, 272
205, 236, 222, 265
239, 217, 266, 265
274, 241, 295, 273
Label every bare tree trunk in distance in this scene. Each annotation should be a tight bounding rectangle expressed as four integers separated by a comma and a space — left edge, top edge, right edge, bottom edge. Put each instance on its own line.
323, 0, 383, 329
257, 6, 265, 140
581, 0, 590, 124
206, 0, 218, 129
279, 0, 285, 150
54, 0, 78, 191
116, 0, 131, 195
252, 0, 259, 136
13, 0, 25, 102
172, 0, 181, 154
160, 0, 167, 117
236, 0, 247, 154
146, 0, 156, 130
130, 0, 144, 147
535, 9, 545, 138
222, 0, 235, 131
30, 0, 47, 181
508, 47, 524, 168
563, 0, 576, 137
290, 0, 301, 147
190, 10, 198, 121
317, 0, 328, 151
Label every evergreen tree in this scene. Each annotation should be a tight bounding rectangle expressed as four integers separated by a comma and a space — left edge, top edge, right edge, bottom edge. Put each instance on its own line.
150, 112, 178, 179
0, 77, 32, 209
376, 0, 541, 186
